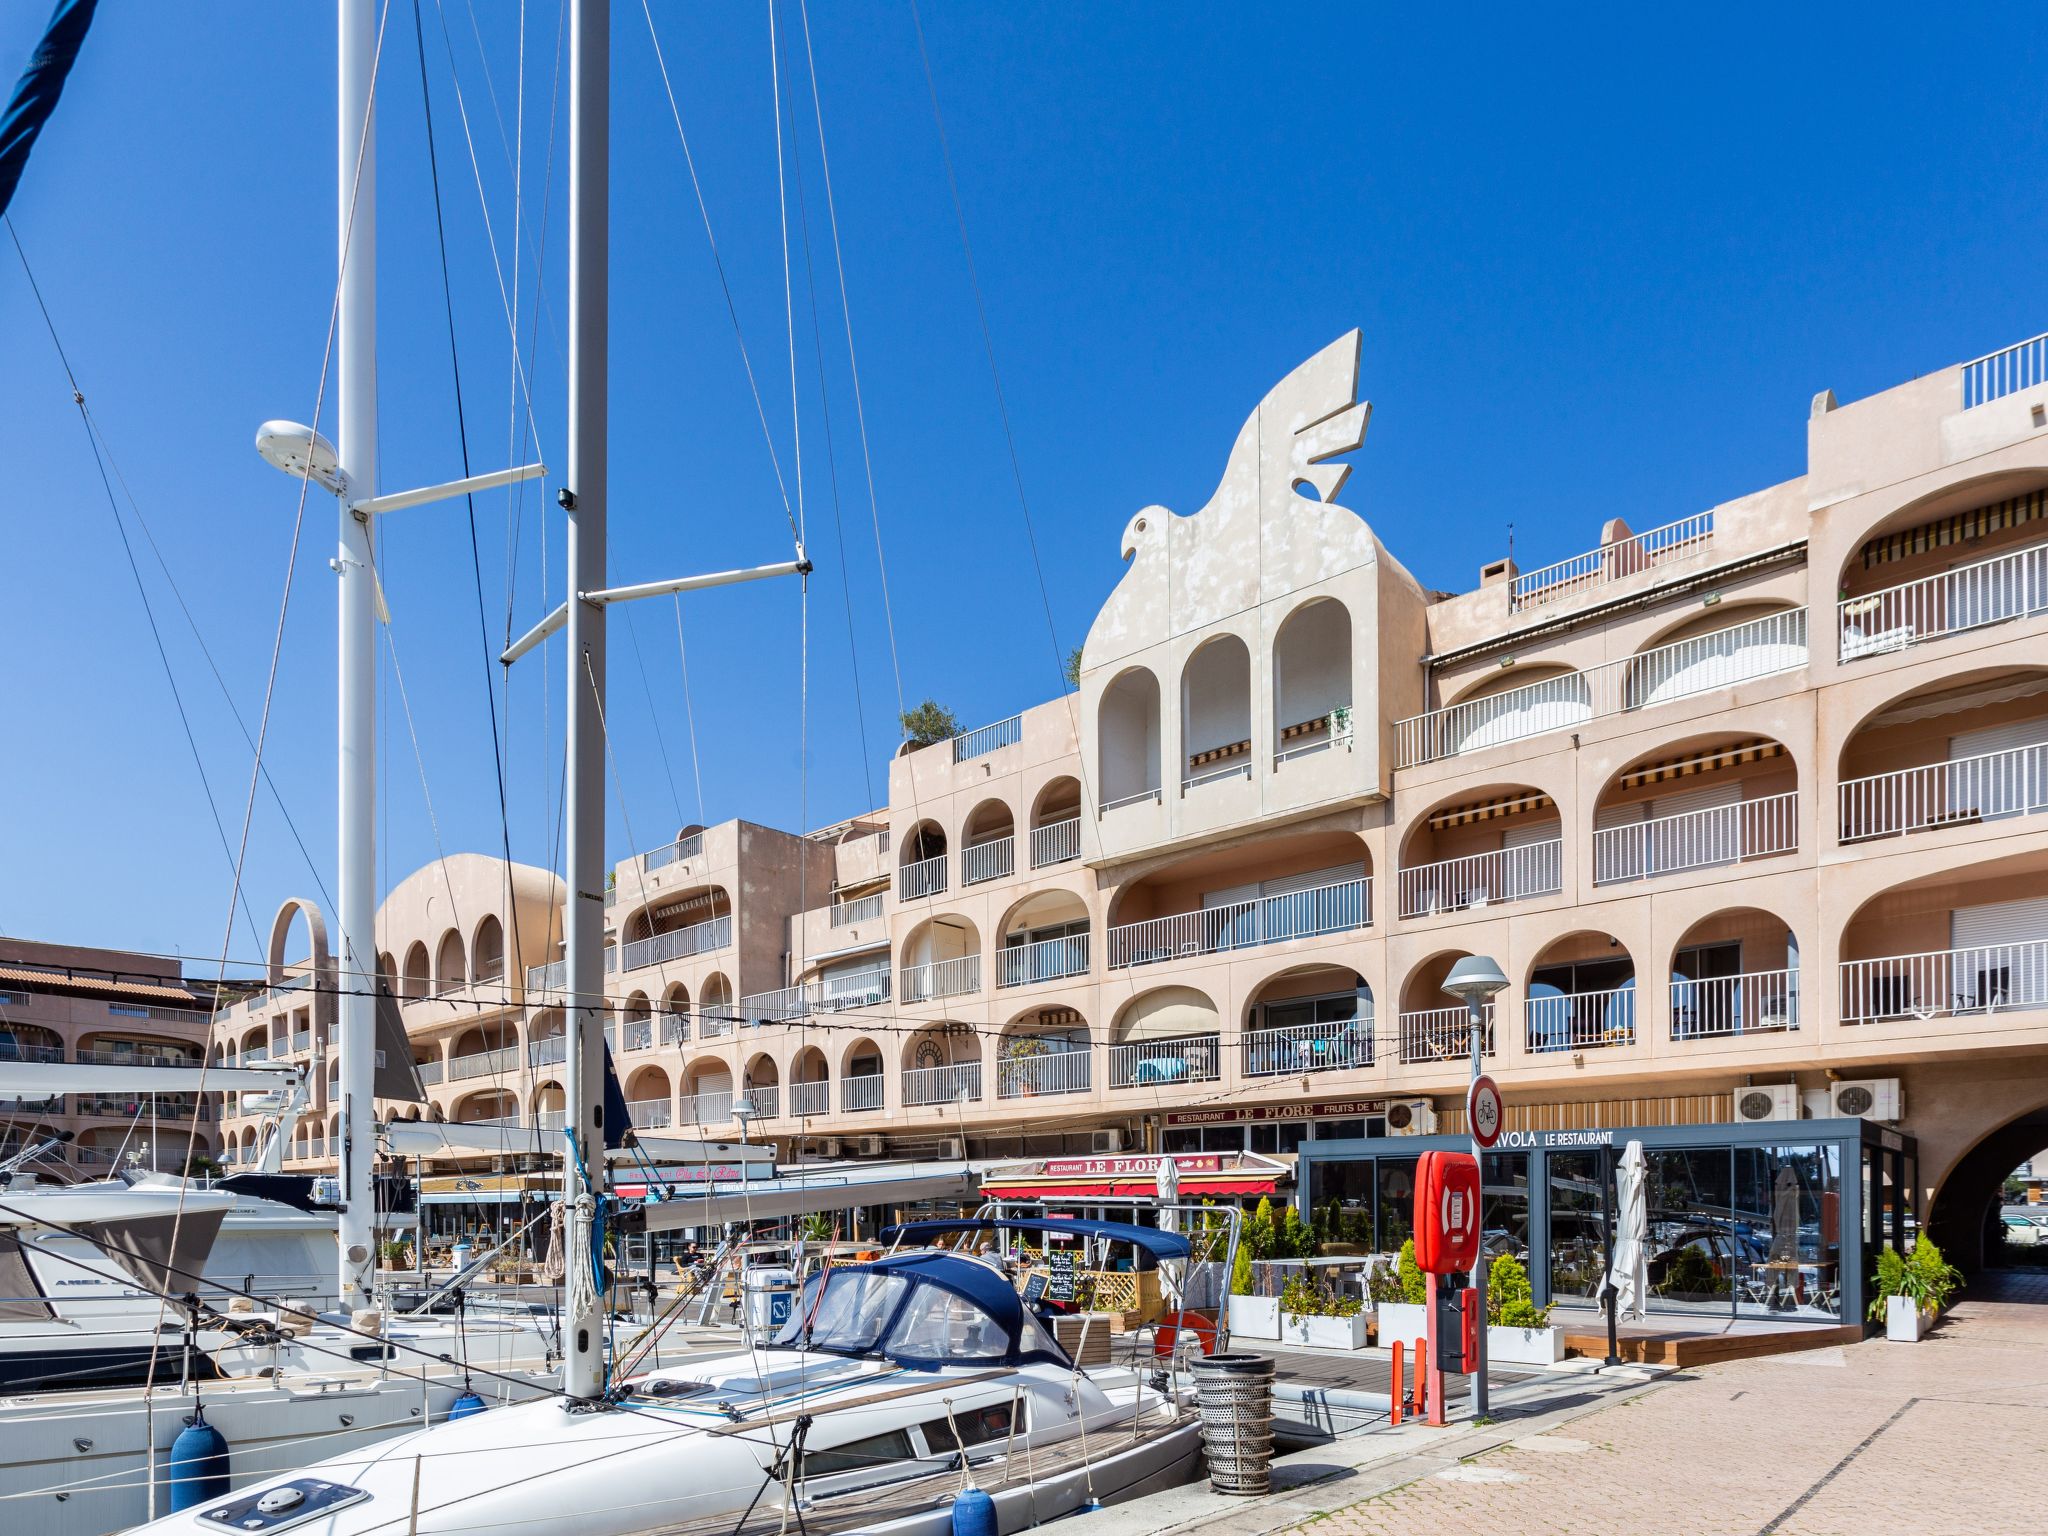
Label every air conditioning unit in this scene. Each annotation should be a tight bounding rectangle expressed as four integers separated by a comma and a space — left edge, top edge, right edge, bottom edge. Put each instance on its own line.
814, 1138, 842, 1158
1385, 1099, 1437, 1135
937, 1139, 965, 1161
1735, 1083, 1801, 1122
1831, 1078, 1903, 1122
1090, 1129, 1124, 1154
853, 1135, 885, 1157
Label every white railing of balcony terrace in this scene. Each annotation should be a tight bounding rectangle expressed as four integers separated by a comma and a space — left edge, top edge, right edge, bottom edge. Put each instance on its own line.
1840, 937, 2048, 1023
830, 892, 885, 927
998, 934, 1090, 988
289, 1031, 312, 1055
449, 1045, 520, 1080
789, 1080, 829, 1117
241, 1045, 270, 1064
740, 985, 805, 1025
1242, 1019, 1375, 1077
998, 1046, 1092, 1099
841, 1073, 885, 1112
952, 714, 1022, 763
737, 1086, 780, 1121
627, 1098, 672, 1129
526, 958, 566, 992
1962, 332, 2048, 409
962, 836, 1015, 886
899, 854, 947, 901
1592, 792, 1798, 886
1398, 1005, 1496, 1063
620, 915, 731, 973
1399, 841, 1561, 919
531, 1110, 566, 1131
901, 954, 981, 1004
416, 1059, 446, 1084
1525, 987, 1637, 1052
1030, 816, 1081, 867
74, 1046, 184, 1067
1107, 1034, 1221, 1089
621, 1018, 654, 1051
815, 968, 892, 1013
677, 1090, 733, 1125
528, 1036, 566, 1067
1106, 877, 1371, 971
1840, 742, 2048, 842
1509, 511, 1715, 612
1183, 760, 1252, 793
697, 1008, 737, 1040
1839, 540, 2048, 661
1672, 968, 1798, 1038
5, 1044, 66, 1064
1397, 609, 1808, 766
660, 1012, 690, 1046
642, 832, 705, 871
1099, 786, 1162, 815
903, 1062, 981, 1106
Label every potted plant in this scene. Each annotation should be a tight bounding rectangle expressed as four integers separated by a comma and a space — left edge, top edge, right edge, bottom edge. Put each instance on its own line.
1278, 1274, 1368, 1350
1000, 1036, 1050, 1096
1869, 1239, 1962, 1341
1485, 1253, 1563, 1364
1226, 1247, 1279, 1340
1373, 1239, 1431, 1349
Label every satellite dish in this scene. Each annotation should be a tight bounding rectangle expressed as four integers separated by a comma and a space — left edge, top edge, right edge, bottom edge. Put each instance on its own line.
254, 420, 347, 495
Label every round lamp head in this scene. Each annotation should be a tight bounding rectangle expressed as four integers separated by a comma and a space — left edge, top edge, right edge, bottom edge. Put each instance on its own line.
255, 419, 347, 495
1443, 954, 1510, 1002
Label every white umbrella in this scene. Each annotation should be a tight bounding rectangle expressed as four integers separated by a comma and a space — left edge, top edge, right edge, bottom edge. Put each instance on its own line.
1154, 1156, 1183, 1308
1600, 1140, 1648, 1322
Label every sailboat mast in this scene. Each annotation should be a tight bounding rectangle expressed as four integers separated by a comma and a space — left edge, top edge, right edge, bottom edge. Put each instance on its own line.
335, 0, 380, 1316
561, 0, 610, 1401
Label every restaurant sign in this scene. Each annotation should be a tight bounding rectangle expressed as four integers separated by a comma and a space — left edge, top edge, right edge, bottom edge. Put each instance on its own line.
1164, 1099, 1388, 1128
1041, 1154, 1221, 1178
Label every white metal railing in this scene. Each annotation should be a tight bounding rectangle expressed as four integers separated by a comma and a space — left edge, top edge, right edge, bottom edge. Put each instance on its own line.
1593, 792, 1798, 885
528, 1036, 566, 1067
1838, 540, 2048, 661
642, 832, 705, 871
1840, 742, 2048, 842
952, 714, 1022, 762
1243, 1019, 1374, 1077
677, 1090, 733, 1125
1673, 968, 1798, 1038
1510, 511, 1715, 611
1840, 938, 2048, 1023
842, 1073, 885, 1112
621, 1018, 654, 1052
1108, 1034, 1221, 1089
1398, 609, 1808, 766
449, 1045, 519, 1080
619, 915, 730, 973
627, 1098, 672, 1129
661, 1012, 690, 1046
737, 1086, 780, 1121
242, 1045, 270, 1064
289, 1031, 312, 1055
831, 892, 884, 927
789, 1080, 829, 1117
1030, 816, 1081, 867
1963, 332, 2048, 408
526, 959, 565, 992
1399, 841, 1561, 918
900, 853, 948, 901
997, 1045, 1092, 1099
7, 1044, 67, 1064
1182, 761, 1252, 792
901, 954, 981, 1004
740, 985, 806, 1025
962, 835, 1015, 886
1525, 987, 1637, 1052
998, 933, 1090, 988
531, 1110, 566, 1131
417, 1059, 445, 1084
697, 1008, 737, 1040
903, 1061, 981, 1106
1099, 786, 1162, 815
1106, 876, 1371, 970
1399, 1005, 1496, 1063
74, 1047, 193, 1067
814, 968, 892, 1013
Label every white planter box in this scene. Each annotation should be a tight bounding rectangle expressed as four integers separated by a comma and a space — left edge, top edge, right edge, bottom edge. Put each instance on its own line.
1227, 1294, 1280, 1341
1375, 1301, 1428, 1349
1281, 1310, 1368, 1350
1885, 1295, 1927, 1342
1487, 1323, 1565, 1365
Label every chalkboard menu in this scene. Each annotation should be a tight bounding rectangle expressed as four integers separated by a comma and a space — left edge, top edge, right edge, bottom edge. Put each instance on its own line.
1047, 1249, 1078, 1304
1021, 1272, 1048, 1307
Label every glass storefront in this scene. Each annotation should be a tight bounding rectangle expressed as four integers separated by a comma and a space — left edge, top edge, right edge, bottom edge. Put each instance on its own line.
1547, 1150, 1607, 1301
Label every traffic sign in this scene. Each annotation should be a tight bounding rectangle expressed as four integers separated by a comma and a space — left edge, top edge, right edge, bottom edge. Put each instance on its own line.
1467, 1074, 1504, 1148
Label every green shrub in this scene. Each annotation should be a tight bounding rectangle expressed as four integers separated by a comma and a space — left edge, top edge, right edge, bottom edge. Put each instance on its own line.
1280, 1204, 1310, 1258
1230, 1246, 1254, 1297
1657, 1245, 1727, 1299
1279, 1274, 1361, 1318
1909, 1238, 1962, 1313
1397, 1239, 1426, 1304
1486, 1252, 1550, 1329
1247, 1198, 1277, 1261
1365, 1256, 1405, 1304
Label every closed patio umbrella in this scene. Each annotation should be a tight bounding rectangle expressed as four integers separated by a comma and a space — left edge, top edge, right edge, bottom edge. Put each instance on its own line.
1600, 1140, 1648, 1323
1155, 1156, 1183, 1308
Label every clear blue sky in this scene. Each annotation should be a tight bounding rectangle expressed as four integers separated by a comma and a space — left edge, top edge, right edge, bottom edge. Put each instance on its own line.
3, 4, 2044, 975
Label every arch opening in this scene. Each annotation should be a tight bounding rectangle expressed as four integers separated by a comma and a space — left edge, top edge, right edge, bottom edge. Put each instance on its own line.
1399, 784, 1560, 918
1099, 667, 1161, 811
1273, 598, 1353, 764
1526, 932, 1636, 1054
1245, 965, 1372, 1077
1592, 734, 1799, 886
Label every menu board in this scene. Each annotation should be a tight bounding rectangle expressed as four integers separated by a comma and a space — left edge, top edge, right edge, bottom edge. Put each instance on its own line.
1047, 1249, 1078, 1304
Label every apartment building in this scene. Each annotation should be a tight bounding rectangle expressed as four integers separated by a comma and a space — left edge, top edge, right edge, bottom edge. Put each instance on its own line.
216, 326, 2048, 1278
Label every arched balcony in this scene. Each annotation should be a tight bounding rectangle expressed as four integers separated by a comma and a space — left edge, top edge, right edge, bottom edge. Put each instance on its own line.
899, 821, 948, 901
740, 1054, 781, 1122
1243, 965, 1373, 1078
1105, 830, 1370, 969
1029, 777, 1083, 868
1099, 666, 1161, 812
472, 915, 505, 984
452, 1088, 517, 1124
900, 916, 982, 1004
698, 973, 736, 1039
996, 1006, 1092, 1100
1272, 597, 1353, 767
531, 1080, 567, 1130
433, 929, 467, 996
1398, 952, 1497, 1064
901, 1027, 981, 1106
620, 992, 654, 1052
0, 1023, 64, 1064
996, 891, 1089, 989
961, 799, 1016, 887
840, 1037, 887, 1114
1838, 849, 2048, 1026
1181, 635, 1253, 794
1592, 735, 1799, 886
660, 984, 691, 1048
679, 1060, 734, 1126
401, 942, 430, 1001
789, 1047, 830, 1117
1399, 785, 1561, 918
1107, 986, 1220, 1091
1838, 667, 2048, 843
1669, 909, 1800, 1041
448, 1022, 520, 1082
619, 885, 732, 972
526, 1007, 566, 1069
1525, 933, 1636, 1054
623, 1067, 670, 1129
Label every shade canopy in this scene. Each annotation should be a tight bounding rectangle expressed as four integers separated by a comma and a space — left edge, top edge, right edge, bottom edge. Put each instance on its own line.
883, 1214, 1194, 1261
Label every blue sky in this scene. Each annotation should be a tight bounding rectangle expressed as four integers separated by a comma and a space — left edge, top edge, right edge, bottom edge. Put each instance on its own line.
3, 4, 2044, 974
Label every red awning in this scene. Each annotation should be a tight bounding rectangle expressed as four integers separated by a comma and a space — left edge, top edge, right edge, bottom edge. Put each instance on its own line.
982, 1177, 1280, 1201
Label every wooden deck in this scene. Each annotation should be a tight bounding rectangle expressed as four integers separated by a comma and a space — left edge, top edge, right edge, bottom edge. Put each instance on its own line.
1552, 1308, 1863, 1367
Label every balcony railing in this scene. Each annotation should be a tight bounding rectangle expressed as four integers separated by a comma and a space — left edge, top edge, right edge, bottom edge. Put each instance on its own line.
661, 1012, 690, 1046
962, 836, 1015, 886
842, 1073, 885, 1113
528, 1036, 566, 1067
1030, 816, 1081, 867
998, 934, 1090, 988
3, 1044, 66, 1064
1840, 742, 2048, 843
416, 1059, 445, 1084
642, 832, 705, 871
740, 985, 807, 1025
619, 915, 731, 973
903, 1062, 981, 1106
1183, 760, 1252, 793
1399, 841, 1561, 919
73, 1047, 190, 1067
1397, 608, 1808, 766
789, 1080, 829, 1117
952, 714, 1021, 762
627, 1097, 672, 1129
1673, 968, 1798, 1038
1398, 1005, 1496, 1064
997, 1045, 1092, 1099
1100, 786, 1162, 815
621, 1018, 654, 1052
1510, 512, 1714, 611
1839, 540, 2048, 661
241, 1045, 270, 1064
448, 1045, 519, 1081
677, 1090, 733, 1125
899, 854, 947, 901
1962, 331, 2048, 408
1592, 792, 1798, 886
288, 1031, 312, 1055
1243, 1019, 1375, 1077
1106, 877, 1371, 971
1108, 1034, 1221, 1089
525, 959, 565, 992
1526, 987, 1637, 1052
1840, 938, 2048, 1023
901, 955, 981, 1004
737, 1086, 780, 1121
830, 892, 884, 927
697, 1007, 737, 1040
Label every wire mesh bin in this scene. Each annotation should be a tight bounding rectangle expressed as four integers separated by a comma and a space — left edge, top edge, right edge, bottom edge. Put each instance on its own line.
1191, 1351, 1277, 1495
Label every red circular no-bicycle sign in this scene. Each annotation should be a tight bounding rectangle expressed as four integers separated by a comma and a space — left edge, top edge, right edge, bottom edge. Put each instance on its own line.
1468, 1074, 1505, 1149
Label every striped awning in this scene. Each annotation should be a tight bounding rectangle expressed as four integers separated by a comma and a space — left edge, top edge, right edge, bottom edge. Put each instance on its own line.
1427, 790, 1555, 829
1859, 487, 2046, 569
1618, 737, 1784, 790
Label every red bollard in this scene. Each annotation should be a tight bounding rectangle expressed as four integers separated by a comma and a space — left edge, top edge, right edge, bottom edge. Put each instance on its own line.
1390, 1340, 1404, 1425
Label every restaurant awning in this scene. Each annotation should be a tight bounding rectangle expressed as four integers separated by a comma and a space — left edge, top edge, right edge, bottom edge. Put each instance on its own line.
980, 1150, 1289, 1202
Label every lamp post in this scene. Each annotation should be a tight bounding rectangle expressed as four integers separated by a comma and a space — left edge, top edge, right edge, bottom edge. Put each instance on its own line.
1443, 953, 1509, 1419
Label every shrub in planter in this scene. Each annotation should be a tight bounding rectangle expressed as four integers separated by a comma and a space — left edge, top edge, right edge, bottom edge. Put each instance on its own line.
1397, 1239, 1426, 1304
1484, 1252, 1562, 1363
1278, 1275, 1367, 1350
1869, 1240, 1963, 1340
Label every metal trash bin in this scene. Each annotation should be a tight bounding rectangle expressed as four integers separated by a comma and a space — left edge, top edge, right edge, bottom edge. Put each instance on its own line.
1191, 1351, 1277, 1495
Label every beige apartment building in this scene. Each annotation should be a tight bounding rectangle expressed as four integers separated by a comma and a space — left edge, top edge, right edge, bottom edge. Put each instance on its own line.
216, 326, 2048, 1267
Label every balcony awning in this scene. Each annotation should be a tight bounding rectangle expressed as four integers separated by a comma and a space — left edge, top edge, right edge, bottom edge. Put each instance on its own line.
1618, 737, 1783, 790
0, 964, 197, 1006
1427, 790, 1555, 830
1859, 486, 2045, 569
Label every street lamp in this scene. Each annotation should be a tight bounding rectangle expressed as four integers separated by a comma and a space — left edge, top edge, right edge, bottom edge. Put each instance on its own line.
1443, 954, 1509, 1418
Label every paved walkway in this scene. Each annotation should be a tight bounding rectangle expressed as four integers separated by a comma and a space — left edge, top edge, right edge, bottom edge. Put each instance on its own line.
1281, 1270, 2048, 1536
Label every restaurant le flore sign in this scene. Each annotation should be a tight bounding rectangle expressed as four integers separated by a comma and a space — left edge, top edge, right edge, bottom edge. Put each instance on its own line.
1164, 1098, 1393, 1127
